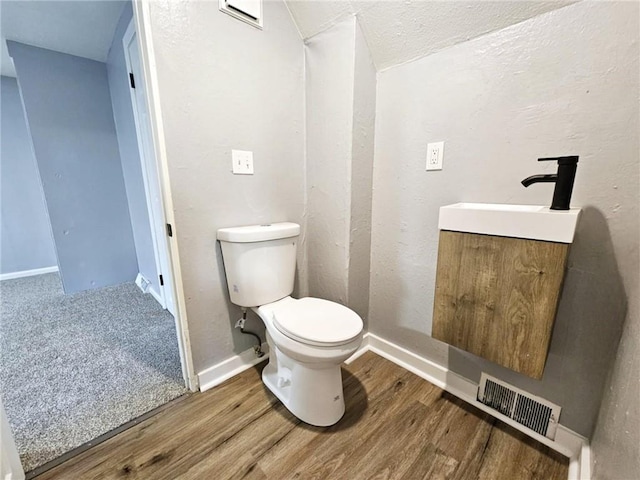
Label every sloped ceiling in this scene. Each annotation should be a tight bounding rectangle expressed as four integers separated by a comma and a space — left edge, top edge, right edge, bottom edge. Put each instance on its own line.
285, 0, 577, 70
1, 0, 126, 77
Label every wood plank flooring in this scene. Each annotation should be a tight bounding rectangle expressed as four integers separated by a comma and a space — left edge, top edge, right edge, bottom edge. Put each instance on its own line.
36, 352, 569, 480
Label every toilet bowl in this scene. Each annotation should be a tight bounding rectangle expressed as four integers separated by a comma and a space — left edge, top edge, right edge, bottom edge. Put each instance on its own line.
216, 222, 363, 426
254, 296, 363, 426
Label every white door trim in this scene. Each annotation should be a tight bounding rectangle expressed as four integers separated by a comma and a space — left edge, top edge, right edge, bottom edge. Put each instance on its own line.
1, 399, 25, 480
122, 19, 171, 314
127, 5, 197, 391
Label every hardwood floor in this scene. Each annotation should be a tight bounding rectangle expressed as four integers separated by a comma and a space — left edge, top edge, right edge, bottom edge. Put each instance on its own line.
36, 352, 569, 479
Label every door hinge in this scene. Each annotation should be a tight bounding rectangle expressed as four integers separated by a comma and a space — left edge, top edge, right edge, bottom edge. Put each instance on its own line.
166, 223, 173, 237
159, 274, 164, 286
129, 72, 135, 89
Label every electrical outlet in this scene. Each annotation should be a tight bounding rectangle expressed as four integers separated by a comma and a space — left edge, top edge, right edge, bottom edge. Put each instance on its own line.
232, 149, 254, 175
426, 142, 444, 171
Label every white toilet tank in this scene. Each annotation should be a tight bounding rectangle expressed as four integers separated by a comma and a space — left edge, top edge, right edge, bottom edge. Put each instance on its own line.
217, 222, 300, 307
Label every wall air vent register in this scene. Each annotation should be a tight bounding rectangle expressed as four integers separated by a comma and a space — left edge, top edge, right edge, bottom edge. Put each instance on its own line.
478, 373, 562, 440
219, 0, 263, 29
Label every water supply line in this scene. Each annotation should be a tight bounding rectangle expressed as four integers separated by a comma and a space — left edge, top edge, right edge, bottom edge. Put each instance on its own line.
235, 308, 264, 357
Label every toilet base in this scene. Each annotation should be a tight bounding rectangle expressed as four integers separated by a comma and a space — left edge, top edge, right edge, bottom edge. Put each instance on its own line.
262, 341, 345, 427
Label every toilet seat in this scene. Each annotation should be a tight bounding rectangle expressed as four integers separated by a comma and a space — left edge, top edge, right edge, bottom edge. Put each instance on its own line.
270, 297, 362, 347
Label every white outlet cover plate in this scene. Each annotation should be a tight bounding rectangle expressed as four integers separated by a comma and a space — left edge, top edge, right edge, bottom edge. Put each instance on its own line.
426, 141, 444, 171
232, 149, 254, 175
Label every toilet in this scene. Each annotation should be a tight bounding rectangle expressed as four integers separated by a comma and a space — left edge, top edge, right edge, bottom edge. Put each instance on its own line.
217, 222, 363, 426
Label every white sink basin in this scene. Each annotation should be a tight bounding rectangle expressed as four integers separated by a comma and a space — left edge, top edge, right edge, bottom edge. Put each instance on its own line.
439, 203, 581, 243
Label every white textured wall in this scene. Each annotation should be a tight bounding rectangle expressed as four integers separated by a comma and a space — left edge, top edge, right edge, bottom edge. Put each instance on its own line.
347, 21, 376, 322
285, 0, 575, 70
305, 17, 375, 321
146, 0, 305, 372
592, 315, 640, 480
370, 0, 638, 448
305, 18, 355, 305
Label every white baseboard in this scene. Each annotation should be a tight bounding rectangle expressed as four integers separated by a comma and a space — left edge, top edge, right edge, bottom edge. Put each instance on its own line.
1, 399, 25, 480
356, 333, 590, 480
579, 442, 591, 480
198, 342, 270, 392
135, 273, 165, 309
0, 266, 58, 281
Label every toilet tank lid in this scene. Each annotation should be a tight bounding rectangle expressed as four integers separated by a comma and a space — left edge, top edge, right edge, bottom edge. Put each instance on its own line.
217, 222, 300, 243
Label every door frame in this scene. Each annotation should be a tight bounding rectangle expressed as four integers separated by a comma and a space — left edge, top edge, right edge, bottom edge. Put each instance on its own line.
126, 6, 197, 391
1, 398, 25, 480
122, 20, 174, 315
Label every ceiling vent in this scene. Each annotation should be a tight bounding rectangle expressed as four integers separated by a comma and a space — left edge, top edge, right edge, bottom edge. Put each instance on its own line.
477, 373, 561, 440
219, 0, 263, 29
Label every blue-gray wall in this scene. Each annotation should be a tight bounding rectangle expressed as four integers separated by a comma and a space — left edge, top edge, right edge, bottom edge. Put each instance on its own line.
106, 2, 159, 293
7, 41, 138, 293
0, 76, 57, 274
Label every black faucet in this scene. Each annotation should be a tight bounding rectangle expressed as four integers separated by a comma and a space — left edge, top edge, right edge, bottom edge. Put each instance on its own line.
521, 156, 579, 210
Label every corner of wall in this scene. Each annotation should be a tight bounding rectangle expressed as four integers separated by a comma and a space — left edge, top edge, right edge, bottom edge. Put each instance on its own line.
282, 0, 305, 41
346, 19, 377, 323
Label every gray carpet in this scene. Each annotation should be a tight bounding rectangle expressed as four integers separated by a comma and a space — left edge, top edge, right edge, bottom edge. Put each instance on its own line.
0, 273, 187, 472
